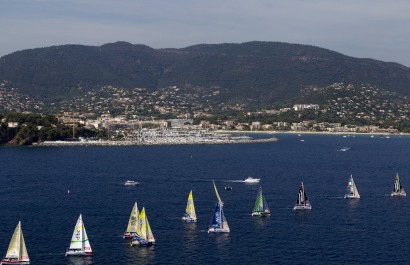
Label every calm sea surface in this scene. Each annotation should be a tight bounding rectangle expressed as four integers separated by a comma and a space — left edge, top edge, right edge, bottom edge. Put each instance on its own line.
1, 133, 409, 264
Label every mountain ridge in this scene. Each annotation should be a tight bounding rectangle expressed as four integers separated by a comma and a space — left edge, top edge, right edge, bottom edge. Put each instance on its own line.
1, 41, 409, 106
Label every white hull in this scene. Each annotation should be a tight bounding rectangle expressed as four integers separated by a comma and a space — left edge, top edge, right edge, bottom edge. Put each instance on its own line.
124, 181, 139, 186
391, 191, 406, 197
0, 260, 29, 265
65, 250, 92, 256
130, 239, 155, 246
123, 232, 137, 239
244, 177, 260, 183
293, 204, 312, 210
207, 228, 230, 233
251, 211, 271, 216
182, 216, 197, 222
344, 194, 360, 199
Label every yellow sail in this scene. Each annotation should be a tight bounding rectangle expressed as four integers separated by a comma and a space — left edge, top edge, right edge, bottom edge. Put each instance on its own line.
19, 228, 29, 262
138, 207, 147, 240
185, 190, 197, 220
5, 222, 22, 259
126, 202, 139, 233
145, 211, 155, 243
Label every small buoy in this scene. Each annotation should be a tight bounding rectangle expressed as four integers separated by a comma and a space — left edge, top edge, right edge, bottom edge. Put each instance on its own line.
67, 190, 71, 195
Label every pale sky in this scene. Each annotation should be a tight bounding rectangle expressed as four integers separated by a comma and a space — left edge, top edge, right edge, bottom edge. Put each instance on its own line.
1, 0, 410, 66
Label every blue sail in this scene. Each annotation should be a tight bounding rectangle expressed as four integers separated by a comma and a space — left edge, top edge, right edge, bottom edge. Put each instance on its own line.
210, 202, 222, 228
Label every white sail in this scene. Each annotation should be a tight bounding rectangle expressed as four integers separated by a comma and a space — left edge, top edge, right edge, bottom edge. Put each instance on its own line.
345, 175, 360, 199
391, 173, 406, 196
69, 215, 84, 250
82, 223, 92, 252
294, 182, 311, 210
2, 221, 30, 264
19, 227, 29, 262
68, 214, 92, 252
66, 214, 92, 256
4, 222, 21, 259
126, 202, 140, 233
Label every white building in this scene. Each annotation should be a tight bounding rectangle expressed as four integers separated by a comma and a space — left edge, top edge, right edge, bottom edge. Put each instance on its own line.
293, 104, 320, 111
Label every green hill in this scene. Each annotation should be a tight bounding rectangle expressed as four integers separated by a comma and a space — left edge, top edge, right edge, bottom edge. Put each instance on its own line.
1, 41, 409, 106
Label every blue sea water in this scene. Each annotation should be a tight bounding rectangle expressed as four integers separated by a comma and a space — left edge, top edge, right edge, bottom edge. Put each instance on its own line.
0, 133, 409, 264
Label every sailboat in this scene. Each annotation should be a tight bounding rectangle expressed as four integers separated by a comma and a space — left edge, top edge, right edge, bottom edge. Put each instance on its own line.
252, 187, 271, 216
131, 207, 155, 247
293, 182, 312, 210
182, 190, 197, 222
208, 181, 230, 233
344, 175, 360, 199
0, 222, 30, 265
123, 202, 140, 239
391, 173, 406, 197
65, 214, 93, 256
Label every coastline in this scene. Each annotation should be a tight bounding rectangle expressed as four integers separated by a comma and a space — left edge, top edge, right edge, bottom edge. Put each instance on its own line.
217, 130, 410, 136
37, 136, 278, 147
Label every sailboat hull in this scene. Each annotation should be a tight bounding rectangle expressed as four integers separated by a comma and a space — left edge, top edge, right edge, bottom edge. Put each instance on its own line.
130, 239, 155, 247
344, 194, 360, 199
207, 227, 230, 233
65, 249, 93, 256
293, 204, 312, 210
0, 259, 29, 265
123, 232, 137, 239
251, 211, 271, 217
391, 191, 406, 197
182, 216, 197, 223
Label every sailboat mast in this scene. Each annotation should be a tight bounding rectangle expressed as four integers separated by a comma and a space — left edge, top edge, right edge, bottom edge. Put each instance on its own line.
213, 181, 222, 203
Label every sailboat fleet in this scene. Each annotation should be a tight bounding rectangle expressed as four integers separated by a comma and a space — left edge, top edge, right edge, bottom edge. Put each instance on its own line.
2, 174, 407, 260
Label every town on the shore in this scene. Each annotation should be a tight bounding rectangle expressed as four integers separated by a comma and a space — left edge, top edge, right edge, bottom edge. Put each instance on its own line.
1, 82, 409, 146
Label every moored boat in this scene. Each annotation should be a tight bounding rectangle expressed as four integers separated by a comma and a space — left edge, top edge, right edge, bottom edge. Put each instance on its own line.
1, 222, 30, 265
123, 202, 140, 239
344, 175, 360, 199
252, 187, 271, 216
124, 180, 139, 186
65, 214, 92, 256
391, 173, 406, 197
182, 190, 197, 222
293, 182, 312, 210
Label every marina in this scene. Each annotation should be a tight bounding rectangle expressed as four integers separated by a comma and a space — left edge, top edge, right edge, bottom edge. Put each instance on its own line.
39, 129, 278, 146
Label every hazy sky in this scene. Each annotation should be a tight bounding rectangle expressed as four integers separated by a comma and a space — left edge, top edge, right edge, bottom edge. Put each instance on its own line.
1, 0, 410, 66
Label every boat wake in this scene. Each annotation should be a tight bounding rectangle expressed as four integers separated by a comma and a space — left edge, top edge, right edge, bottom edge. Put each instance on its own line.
228, 180, 246, 183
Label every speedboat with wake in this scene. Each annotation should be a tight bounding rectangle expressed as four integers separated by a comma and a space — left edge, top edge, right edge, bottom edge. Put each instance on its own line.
244, 177, 260, 183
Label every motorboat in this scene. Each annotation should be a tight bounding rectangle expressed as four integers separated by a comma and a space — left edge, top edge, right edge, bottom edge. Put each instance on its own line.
124, 180, 139, 186
244, 177, 260, 183
224, 186, 232, 190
